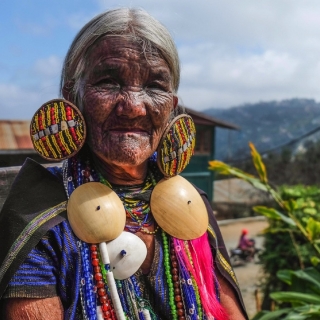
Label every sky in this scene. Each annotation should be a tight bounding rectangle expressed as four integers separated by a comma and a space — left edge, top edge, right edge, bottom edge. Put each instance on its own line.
2, 0, 320, 119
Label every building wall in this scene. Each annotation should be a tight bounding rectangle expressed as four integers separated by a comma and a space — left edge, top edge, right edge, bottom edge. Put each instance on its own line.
181, 125, 215, 202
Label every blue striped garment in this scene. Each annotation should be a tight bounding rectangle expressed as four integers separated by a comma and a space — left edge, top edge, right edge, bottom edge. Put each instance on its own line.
4, 221, 83, 319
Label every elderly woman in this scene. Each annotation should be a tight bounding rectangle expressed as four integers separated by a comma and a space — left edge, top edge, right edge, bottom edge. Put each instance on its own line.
0, 8, 247, 320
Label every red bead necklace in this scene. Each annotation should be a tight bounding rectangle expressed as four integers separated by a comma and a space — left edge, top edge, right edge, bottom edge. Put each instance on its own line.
90, 244, 117, 320
170, 242, 186, 319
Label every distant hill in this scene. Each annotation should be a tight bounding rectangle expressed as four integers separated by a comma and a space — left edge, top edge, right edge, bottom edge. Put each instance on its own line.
203, 98, 320, 162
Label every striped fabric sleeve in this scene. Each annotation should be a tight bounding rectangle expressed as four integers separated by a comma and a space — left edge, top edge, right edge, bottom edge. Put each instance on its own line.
3, 232, 60, 299
2, 221, 82, 319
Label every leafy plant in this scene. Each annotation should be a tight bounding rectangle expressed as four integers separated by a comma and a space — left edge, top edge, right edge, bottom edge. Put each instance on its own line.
209, 143, 320, 319
251, 267, 320, 319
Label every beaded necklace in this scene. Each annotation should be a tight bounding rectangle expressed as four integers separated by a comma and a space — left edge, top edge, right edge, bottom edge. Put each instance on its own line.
99, 172, 159, 235
63, 151, 219, 320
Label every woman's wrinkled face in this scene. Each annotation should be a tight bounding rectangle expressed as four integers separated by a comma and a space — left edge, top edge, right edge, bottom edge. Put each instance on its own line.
79, 36, 177, 167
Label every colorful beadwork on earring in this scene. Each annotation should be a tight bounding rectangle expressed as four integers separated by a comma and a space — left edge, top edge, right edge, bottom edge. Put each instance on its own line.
30, 98, 86, 161
157, 114, 196, 177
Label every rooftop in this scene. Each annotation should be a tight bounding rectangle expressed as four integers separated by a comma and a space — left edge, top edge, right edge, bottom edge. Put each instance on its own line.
0, 120, 33, 151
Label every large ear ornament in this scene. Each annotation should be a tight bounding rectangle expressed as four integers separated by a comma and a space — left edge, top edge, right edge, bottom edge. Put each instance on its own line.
156, 114, 196, 177
152, 114, 208, 240
30, 99, 86, 161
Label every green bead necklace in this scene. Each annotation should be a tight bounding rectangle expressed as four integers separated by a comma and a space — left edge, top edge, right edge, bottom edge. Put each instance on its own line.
161, 230, 178, 320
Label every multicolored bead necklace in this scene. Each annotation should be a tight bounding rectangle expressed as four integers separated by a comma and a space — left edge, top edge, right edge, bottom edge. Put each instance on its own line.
91, 244, 117, 320
63, 151, 222, 319
99, 172, 159, 235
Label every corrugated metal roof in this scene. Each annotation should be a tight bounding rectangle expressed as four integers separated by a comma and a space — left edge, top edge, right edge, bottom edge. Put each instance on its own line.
0, 120, 33, 150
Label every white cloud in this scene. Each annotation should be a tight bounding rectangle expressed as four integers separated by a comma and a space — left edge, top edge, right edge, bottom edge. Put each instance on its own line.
0, 83, 55, 120
162, 0, 320, 110
178, 43, 320, 110
0, 55, 63, 119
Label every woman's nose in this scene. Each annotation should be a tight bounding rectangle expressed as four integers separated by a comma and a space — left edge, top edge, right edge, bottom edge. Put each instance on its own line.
115, 90, 146, 118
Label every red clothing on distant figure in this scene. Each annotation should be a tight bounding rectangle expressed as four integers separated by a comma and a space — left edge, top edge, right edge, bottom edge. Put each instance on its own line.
238, 234, 254, 250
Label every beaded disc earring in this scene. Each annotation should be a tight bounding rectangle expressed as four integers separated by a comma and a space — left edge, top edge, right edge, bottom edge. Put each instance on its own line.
156, 114, 196, 177
30, 98, 86, 161
151, 114, 209, 240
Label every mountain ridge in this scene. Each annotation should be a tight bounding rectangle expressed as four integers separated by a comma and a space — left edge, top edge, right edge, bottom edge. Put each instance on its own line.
202, 98, 320, 161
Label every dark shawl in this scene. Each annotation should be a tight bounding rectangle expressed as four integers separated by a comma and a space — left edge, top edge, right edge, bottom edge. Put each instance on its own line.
0, 158, 67, 298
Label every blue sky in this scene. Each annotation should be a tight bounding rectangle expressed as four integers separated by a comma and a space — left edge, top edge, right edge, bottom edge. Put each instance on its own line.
2, 0, 320, 119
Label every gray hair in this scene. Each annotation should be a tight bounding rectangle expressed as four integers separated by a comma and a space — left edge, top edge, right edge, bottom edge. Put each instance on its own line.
60, 8, 180, 109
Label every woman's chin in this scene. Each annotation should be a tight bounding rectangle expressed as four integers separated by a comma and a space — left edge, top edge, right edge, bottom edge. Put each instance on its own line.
99, 152, 152, 168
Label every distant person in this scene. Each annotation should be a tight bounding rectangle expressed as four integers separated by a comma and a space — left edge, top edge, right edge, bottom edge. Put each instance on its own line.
238, 229, 255, 260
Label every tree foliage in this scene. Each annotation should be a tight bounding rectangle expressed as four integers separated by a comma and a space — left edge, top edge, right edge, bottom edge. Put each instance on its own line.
209, 143, 320, 319
234, 140, 320, 186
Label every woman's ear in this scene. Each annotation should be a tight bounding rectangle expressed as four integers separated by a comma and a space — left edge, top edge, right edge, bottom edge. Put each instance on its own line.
62, 81, 75, 102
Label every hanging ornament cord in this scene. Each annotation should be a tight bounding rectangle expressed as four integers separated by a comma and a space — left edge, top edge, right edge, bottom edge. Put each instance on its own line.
99, 242, 126, 320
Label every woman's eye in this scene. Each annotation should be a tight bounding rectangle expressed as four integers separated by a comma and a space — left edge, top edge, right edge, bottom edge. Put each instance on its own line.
147, 82, 166, 91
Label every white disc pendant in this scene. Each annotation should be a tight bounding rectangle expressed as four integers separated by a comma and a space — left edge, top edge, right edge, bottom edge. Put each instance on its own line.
150, 175, 208, 240
106, 232, 147, 280
67, 182, 126, 243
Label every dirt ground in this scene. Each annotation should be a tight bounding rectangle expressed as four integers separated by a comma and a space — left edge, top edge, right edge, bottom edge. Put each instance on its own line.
218, 217, 269, 319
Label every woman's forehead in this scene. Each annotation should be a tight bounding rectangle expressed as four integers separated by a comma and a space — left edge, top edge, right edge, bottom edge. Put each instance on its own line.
84, 35, 172, 80
86, 35, 162, 62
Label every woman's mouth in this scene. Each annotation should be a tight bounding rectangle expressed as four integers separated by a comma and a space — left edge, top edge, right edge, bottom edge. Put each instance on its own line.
108, 128, 151, 135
